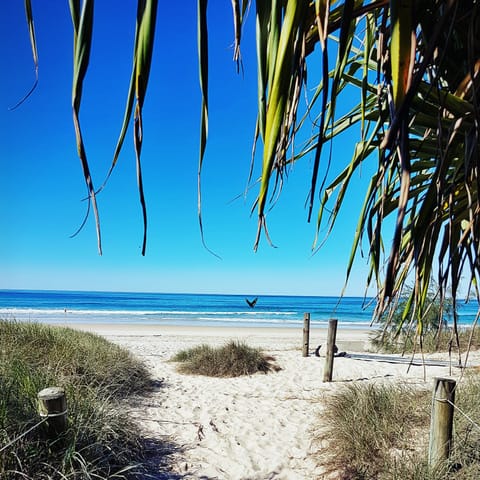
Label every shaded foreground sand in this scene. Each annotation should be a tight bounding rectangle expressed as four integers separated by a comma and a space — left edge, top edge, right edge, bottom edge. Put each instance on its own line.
66, 323, 480, 479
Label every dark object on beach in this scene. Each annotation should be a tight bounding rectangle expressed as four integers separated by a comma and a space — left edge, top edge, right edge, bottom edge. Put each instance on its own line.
246, 297, 258, 308
314, 344, 340, 357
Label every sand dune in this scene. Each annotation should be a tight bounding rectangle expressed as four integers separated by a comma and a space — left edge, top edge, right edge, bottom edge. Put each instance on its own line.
68, 324, 478, 479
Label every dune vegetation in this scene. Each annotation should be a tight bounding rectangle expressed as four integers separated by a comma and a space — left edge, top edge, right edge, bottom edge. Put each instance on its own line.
371, 288, 480, 355
317, 376, 480, 479
0, 320, 158, 479
172, 340, 280, 377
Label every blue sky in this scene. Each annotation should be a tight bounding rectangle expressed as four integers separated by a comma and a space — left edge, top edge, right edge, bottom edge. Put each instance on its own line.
0, 1, 375, 297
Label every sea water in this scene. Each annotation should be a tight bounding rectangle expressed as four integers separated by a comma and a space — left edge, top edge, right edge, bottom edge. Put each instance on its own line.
0, 289, 478, 329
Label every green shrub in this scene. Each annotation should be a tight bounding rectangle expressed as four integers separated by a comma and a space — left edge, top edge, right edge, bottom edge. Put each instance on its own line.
172, 340, 280, 377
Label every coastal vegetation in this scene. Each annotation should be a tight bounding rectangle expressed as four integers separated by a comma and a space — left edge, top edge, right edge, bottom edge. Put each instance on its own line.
372, 325, 480, 355
318, 376, 480, 479
0, 320, 155, 479
6, 1, 480, 476
172, 341, 280, 377
371, 286, 480, 354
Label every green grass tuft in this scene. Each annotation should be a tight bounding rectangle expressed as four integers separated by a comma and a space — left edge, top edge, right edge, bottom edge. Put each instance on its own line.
172, 340, 280, 377
316, 375, 480, 479
317, 382, 430, 479
0, 319, 155, 479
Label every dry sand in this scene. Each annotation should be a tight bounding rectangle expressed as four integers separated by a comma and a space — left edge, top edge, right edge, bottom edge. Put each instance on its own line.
66, 323, 480, 479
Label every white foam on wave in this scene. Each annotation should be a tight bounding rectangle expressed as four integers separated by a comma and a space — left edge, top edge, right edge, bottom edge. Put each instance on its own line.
0, 307, 297, 317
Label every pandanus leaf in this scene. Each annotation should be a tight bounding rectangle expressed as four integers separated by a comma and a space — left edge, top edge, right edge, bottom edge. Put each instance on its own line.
255, 0, 271, 141
10, 0, 39, 110
231, 0, 248, 71
69, 0, 102, 254
255, 0, 306, 250
389, 0, 413, 108
133, 0, 158, 255
197, 0, 220, 258
102, 0, 158, 255
308, 0, 356, 222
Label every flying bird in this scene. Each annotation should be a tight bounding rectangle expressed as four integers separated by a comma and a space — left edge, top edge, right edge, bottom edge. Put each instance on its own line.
245, 297, 258, 308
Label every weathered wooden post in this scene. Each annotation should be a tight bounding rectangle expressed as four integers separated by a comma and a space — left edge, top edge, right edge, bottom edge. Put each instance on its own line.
38, 387, 68, 437
302, 312, 310, 357
428, 377, 456, 470
323, 319, 338, 382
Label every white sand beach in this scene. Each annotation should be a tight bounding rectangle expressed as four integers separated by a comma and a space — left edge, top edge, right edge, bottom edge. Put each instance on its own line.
66, 323, 480, 479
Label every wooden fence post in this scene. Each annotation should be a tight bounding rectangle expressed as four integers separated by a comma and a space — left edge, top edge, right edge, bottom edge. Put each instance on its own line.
38, 387, 67, 437
302, 313, 310, 357
323, 319, 338, 382
428, 377, 456, 470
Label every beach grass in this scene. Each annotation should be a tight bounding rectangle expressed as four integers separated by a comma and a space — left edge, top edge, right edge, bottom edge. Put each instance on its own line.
172, 340, 280, 377
317, 375, 480, 479
0, 320, 155, 479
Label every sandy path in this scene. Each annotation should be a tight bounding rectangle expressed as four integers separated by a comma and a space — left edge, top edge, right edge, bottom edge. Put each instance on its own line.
67, 324, 477, 479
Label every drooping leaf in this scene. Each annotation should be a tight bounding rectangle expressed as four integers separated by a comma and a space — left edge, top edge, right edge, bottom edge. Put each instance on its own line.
10, 0, 39, 110
197, 0, 220, 258
69, 0, 102, 254
103, 0, 158, 255
255, 0, 308, 249
132, 0, 158, 255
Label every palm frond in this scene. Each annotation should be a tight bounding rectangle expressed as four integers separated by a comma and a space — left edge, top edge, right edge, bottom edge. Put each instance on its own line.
248, 0, 479, 325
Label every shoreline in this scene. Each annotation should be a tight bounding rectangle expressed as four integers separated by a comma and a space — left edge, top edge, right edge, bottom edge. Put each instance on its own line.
53, 322, 376, 353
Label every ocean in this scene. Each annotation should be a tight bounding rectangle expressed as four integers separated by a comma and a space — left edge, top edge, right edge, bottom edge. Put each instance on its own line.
0, 289, 478, 330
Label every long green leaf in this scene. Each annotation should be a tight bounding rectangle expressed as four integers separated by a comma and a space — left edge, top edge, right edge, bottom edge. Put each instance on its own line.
197, 0, 220, 258
69, 0, 102, 254
133, 0, 158, 256
308, 0, 356, 222
389, 0, 413, 108
255, 0, 271, 141
255, 0, 306, 249
101, 0, 158, 255
10, 0, 39, 110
